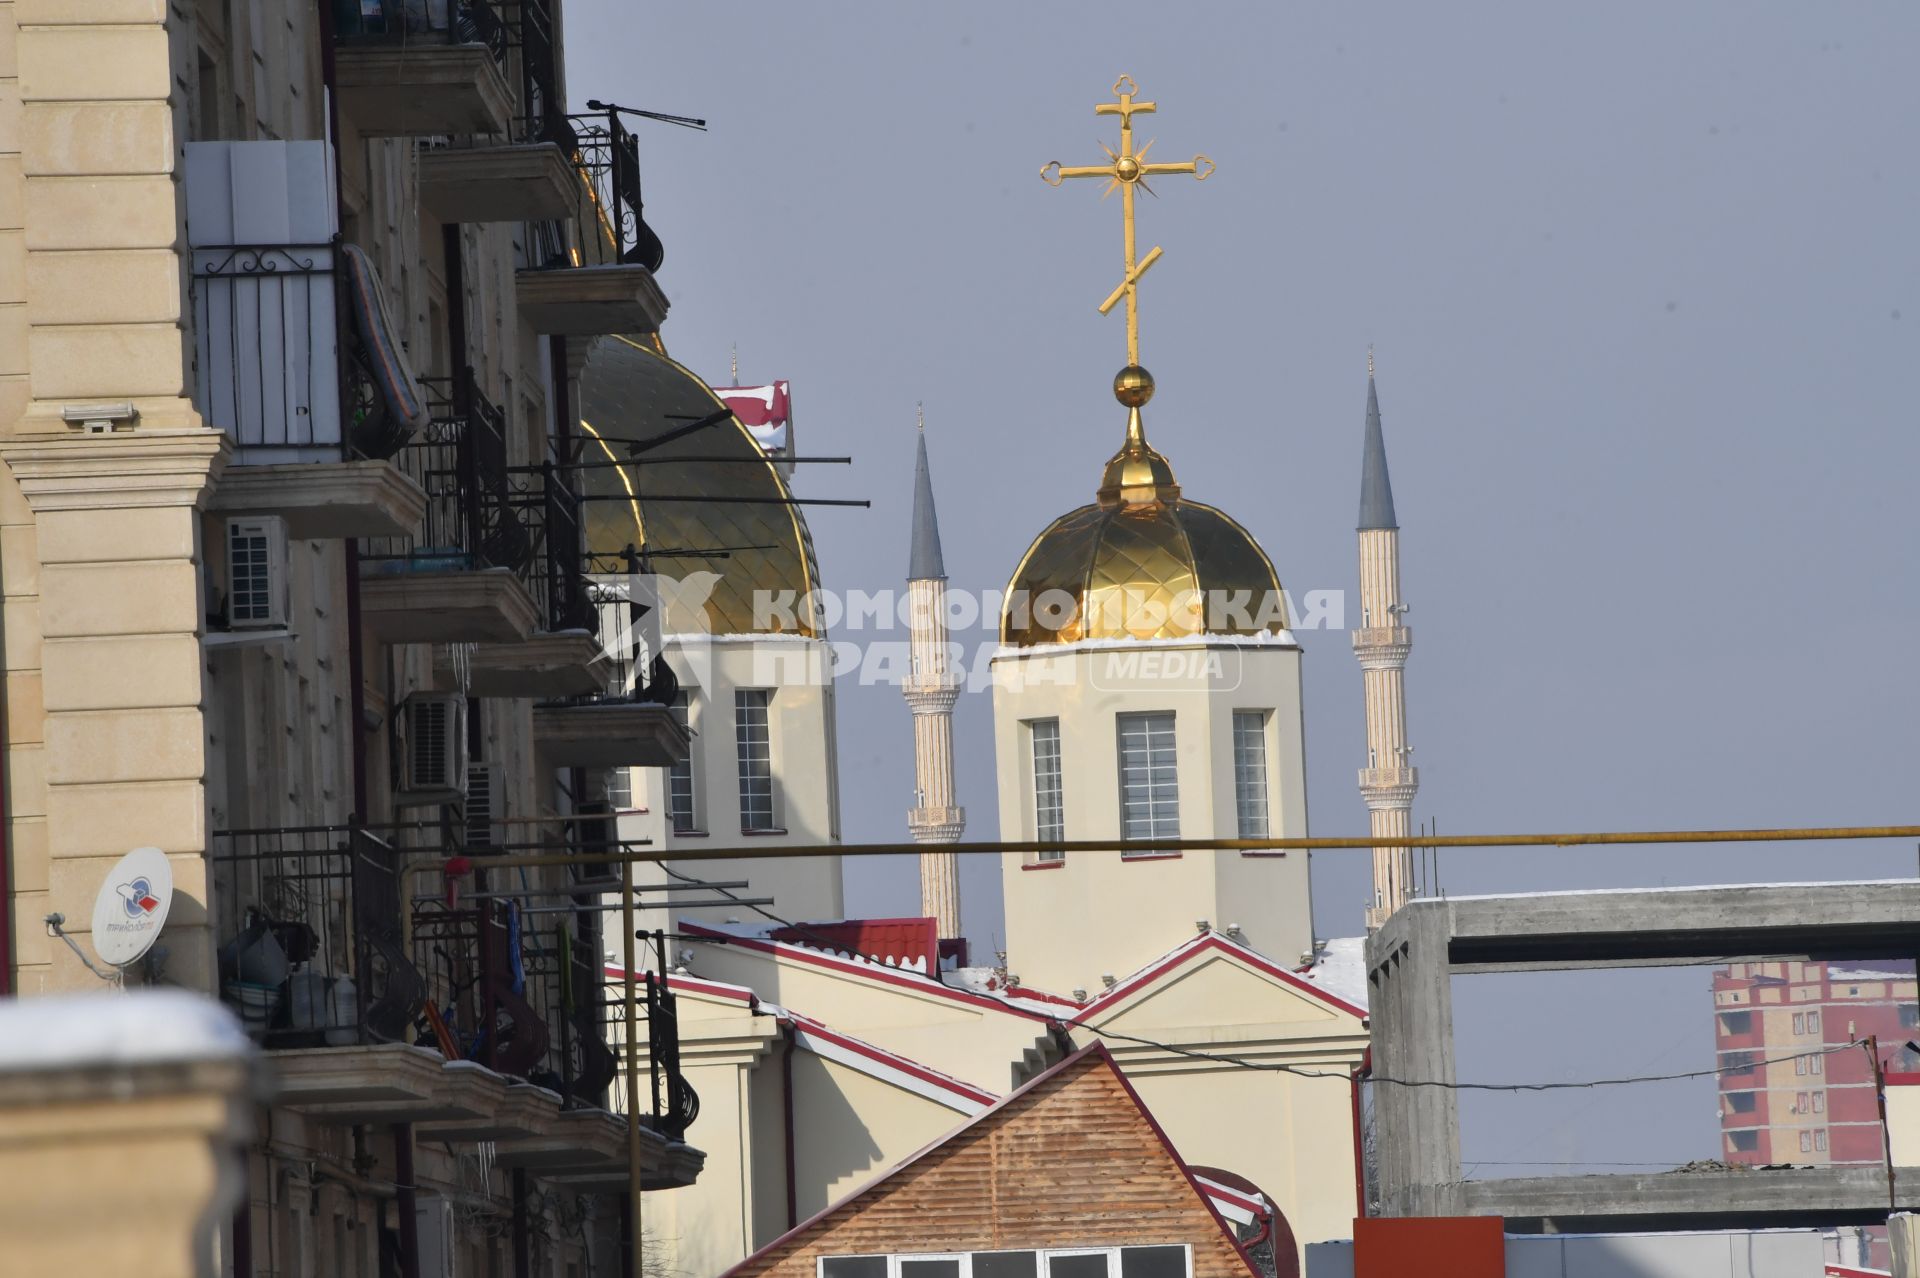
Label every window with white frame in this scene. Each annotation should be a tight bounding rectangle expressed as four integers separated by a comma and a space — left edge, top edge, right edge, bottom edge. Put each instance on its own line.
668, 691, 697, 832
1031, 718, 1064, 861
820, 1246, 1190, 1278
1231, 710, 1270, 838
1117, 712, 1179, 845
735, 689, 777, 832
605, 765, 632, 811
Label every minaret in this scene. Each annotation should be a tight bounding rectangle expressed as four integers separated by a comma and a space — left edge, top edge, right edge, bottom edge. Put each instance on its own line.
1354, 353, 1419, 931
904, 410, 965, 937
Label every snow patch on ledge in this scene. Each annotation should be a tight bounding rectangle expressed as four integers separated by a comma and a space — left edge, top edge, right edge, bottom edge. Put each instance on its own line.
0, 990, 253, 1072
1298, 937, 1369, 1012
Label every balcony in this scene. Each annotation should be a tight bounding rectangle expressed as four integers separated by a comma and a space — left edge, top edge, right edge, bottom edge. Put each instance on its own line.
446, 461, 609, 696
532, 558, 690, 769
358, 373, 541, 644
211, 822, 703, 1184
186, 144, 430, 538
414, 0, 578, 223
212, 824, 428, 1054
420, 143, 577, 222
518, 107, 672, 335
329, 0, 515, 138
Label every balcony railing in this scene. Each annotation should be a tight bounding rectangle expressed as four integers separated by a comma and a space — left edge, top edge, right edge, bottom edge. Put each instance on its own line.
510, 458, 598, 635
362, 370, 529, 575
571, 547, 679, 706
639, 931, 699, 1141
529, 106, 666, 273
211, 818, 694, 1122
212, 823, 427, 1048
190, 238, 425, 466
330, 0, 510, 64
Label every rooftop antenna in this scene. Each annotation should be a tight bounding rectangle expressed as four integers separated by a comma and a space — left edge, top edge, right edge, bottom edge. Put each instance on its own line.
730, 342, 738, 384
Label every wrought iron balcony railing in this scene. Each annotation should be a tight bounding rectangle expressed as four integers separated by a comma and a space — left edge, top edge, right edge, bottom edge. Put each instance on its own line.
508, 457, 598, 635
330, 0, 510, 65
211, 823, 427, 1048
190, 240, 424, 466
528, 105, 665, 273
210, 818, 694, 1124
361, 369, 531, 576
639, 933, 699, 1141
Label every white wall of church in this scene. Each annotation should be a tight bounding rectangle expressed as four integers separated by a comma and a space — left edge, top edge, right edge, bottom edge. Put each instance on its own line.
623, 636, 844, 936
990, 640, 1314, 995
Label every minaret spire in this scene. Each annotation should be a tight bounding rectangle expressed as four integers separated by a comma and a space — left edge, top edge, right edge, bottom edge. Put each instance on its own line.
904, 410, 965, 938
1353, 356, 1418, 931
909, 405, 947, 580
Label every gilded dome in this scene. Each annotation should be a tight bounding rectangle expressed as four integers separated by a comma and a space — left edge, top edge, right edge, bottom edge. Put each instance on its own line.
578, 336, 822, 636
1001, 386, 1286, 647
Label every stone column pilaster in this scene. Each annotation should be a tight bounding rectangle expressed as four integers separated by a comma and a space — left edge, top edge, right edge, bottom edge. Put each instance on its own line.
0, 429, 229, 991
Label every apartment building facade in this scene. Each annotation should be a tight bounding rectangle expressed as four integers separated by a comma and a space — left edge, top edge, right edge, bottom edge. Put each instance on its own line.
1, 2, 708, 1273
1713, 959, 1919, 1166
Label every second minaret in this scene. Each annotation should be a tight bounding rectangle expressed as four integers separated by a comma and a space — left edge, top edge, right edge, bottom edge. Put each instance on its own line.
1354, 357, 1419, 931
904, 413, 965, 938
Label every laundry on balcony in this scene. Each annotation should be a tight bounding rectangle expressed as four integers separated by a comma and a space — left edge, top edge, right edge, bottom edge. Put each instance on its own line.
341, 242, 431, 458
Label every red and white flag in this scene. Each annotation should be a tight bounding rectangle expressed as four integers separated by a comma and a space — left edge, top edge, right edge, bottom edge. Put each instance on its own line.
712, 381, 791, 456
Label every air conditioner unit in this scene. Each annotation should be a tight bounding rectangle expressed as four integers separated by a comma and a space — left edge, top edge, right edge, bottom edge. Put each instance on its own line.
397, 693, 467, 805
463, 760, 502, 850
225, 516, 288, 629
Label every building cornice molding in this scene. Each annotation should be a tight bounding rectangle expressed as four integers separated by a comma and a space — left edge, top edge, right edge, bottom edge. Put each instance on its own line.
0, 428, 230, 512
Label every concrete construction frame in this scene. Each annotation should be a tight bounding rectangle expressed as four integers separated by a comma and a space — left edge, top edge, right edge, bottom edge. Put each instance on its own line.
1365, 880, 1920, 1232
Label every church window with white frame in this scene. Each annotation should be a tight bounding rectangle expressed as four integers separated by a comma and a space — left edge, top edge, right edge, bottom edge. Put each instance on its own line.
1117, 711, 1180, 844
668, 691, 697, 832
1231, 710, 1270, 838
735, 689, 777, 832
1030, 717, 1065, 860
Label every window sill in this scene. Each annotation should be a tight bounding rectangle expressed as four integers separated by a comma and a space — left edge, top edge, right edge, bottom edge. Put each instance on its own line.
1120, 852, 1182, 863
740, 827, 789, 837
671, 829, 709, 838
1021, 860, 1066, 871
1238, 850, 1288, 858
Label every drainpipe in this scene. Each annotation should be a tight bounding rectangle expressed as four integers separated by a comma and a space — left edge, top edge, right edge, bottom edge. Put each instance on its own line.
512, 1168, 531, 1278
782, 1020, 798, 1229
1351, 1053, 1370, 1219
316, 0, 369, 823
393, 1124, 421, 1278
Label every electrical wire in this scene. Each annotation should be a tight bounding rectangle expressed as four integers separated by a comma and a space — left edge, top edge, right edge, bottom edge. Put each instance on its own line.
1059, 1015, 1866, 1092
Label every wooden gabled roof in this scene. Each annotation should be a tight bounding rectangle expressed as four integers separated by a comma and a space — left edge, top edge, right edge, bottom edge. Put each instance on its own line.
722, 1044, 1267, 1278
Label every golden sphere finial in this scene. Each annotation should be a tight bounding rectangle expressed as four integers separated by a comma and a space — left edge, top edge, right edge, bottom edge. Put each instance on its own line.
1114, 364, 1155, 408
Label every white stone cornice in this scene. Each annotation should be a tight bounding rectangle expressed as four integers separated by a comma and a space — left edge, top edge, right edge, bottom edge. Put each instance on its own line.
0, 428, 230, 512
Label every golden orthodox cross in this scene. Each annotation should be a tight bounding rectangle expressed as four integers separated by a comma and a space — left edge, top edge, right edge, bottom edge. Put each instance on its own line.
1041, 75, 1215, 367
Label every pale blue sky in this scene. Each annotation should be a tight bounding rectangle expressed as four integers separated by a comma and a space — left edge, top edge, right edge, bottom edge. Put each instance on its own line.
566, 3, 1920, 1174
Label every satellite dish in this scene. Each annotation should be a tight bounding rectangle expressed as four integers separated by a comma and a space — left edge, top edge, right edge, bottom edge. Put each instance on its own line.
89, 846, 174, 968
